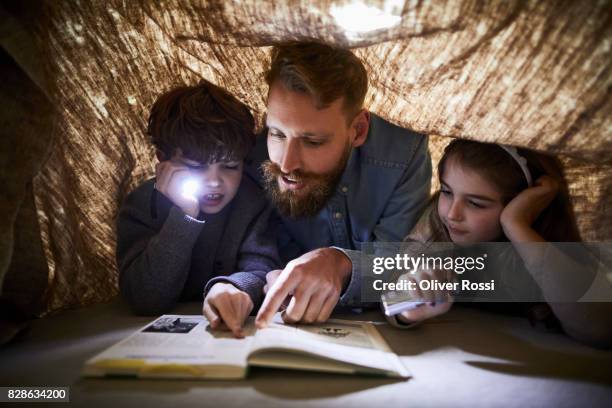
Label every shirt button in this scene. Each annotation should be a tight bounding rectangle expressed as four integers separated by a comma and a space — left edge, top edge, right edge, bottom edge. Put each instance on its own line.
341, 186, 348, 193
334, 212, 343, 219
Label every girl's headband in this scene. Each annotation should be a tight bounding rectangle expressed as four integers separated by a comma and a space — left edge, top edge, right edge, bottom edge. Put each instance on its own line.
499, 145, 533, 187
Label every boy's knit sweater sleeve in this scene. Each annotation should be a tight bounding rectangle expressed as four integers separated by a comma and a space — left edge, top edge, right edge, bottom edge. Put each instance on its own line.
204, 205, 280, 310
116, 187, 205, 315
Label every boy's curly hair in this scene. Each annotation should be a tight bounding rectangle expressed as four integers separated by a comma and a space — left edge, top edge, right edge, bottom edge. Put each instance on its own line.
147, 80, 255, 163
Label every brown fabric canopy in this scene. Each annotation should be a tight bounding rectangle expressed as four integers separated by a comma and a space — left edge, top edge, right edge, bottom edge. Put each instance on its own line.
1, 0, 611, 316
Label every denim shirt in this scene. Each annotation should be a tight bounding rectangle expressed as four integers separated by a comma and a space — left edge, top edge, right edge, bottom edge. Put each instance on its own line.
245, 113, 432, 306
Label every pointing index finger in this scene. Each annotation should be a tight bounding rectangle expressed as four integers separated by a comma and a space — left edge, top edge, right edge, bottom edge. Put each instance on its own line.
256, 270, 298, 328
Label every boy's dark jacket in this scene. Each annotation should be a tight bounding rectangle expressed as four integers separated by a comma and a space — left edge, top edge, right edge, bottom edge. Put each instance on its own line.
116, 175, 280, 315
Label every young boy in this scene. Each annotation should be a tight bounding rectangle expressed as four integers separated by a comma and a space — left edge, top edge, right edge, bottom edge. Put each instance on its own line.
116, 81, 279, 337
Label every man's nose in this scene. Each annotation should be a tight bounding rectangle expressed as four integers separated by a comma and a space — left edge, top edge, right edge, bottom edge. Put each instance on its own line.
447, 199, 464, 221
279, 139, 301, 174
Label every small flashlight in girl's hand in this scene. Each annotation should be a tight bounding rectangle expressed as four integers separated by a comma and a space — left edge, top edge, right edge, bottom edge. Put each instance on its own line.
381, 294, 427, 316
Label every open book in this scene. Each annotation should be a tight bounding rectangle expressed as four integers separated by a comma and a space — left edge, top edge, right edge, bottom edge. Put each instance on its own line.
83, 314, 409, 379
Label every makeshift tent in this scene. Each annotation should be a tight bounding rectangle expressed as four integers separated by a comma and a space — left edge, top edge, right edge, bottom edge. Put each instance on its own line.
1, 1, 611, 325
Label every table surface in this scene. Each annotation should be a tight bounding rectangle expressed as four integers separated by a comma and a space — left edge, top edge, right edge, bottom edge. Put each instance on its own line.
1, 299, 611, 408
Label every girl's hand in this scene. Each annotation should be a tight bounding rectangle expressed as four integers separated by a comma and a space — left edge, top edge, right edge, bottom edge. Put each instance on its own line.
396, 268, 454, 325
500, 175, 559, 238
397, 301, 453, 325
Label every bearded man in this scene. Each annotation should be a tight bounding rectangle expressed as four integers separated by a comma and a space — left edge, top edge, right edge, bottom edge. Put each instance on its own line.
250, 41, 432, 326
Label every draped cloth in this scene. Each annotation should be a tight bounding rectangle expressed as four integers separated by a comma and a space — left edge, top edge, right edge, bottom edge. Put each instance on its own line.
1, 0, 610, 315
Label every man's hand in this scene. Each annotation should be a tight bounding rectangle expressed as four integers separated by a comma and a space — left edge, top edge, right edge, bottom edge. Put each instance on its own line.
155, 161, 200, 218
263, 269, 282, 294
256, 248, 352, 328
263, 269, 292, 312
203, 282, 253, 338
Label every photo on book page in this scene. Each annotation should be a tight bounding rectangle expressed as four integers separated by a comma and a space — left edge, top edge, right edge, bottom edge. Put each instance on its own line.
142, 317, 200, 334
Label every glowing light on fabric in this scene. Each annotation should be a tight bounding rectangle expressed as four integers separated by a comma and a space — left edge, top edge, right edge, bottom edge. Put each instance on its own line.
330, 1, 402, 39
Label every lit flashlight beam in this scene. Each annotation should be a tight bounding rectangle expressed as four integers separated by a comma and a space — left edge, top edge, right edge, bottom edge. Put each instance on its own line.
181, 179, 200, 199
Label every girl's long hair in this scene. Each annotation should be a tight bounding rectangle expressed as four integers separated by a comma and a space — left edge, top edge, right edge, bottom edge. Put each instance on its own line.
427, 139, 581, 242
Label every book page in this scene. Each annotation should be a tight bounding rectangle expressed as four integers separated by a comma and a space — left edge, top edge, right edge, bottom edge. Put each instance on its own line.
85, 315, 254, 375
249, 315, 409, 377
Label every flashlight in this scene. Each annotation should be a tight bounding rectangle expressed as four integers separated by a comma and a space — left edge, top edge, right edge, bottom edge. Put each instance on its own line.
181, 178, 200, 199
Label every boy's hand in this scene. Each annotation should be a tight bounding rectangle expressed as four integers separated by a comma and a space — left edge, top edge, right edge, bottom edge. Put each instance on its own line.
155, 161, 200, 218
203, 282, 253, 338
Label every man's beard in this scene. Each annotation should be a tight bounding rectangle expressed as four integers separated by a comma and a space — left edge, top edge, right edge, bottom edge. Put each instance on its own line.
261, 147, 351, 218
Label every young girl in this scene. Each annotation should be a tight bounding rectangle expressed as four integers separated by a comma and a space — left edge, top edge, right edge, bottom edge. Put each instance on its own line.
395, 139, 612, 348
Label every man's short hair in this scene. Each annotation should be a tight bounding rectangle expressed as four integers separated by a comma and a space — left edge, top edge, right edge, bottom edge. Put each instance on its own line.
265, 41, 368, 121
147, 80, 255, 163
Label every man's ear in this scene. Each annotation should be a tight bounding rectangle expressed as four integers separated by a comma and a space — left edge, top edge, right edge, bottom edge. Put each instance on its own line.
350, 109, 370, 148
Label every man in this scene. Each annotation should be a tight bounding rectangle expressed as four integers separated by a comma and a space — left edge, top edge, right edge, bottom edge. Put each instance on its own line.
249, 41, 432, 327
